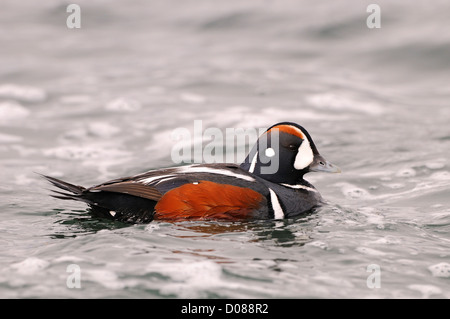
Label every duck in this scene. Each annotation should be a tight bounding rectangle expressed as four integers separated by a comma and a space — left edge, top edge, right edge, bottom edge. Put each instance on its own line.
43, 122, 340, 223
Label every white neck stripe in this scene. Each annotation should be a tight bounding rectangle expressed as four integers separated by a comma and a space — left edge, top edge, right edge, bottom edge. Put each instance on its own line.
248, 152, 258, 174
268, 188, 284, 219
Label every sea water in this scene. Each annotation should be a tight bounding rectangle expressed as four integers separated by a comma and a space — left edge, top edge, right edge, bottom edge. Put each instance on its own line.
0, 0, 449, 298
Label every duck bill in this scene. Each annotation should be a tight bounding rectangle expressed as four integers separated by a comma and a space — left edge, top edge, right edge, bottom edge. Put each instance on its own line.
309, 155, 341, 173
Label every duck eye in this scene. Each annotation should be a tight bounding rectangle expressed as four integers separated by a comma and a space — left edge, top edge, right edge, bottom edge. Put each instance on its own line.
288, 144, 297, 151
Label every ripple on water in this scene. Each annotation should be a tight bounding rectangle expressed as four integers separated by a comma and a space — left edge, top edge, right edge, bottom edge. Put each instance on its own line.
306, 92, 385, 116
408, 284, 443, 299
105, 97, 141, 112
0, 101, 30, 124
0, 84, 47, 102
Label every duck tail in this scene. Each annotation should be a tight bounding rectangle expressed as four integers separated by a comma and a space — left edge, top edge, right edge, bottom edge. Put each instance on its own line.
40, 174, 86, 200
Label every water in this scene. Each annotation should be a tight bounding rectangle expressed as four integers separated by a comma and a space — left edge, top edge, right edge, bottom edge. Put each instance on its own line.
1, 0, 450, 298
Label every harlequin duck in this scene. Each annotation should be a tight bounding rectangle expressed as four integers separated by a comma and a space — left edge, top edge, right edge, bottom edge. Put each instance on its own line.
43, 122, 340, 223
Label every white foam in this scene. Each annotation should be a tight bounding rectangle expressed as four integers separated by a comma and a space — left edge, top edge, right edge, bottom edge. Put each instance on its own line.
428, 262, 450, 278
358, 207, 385, 228
84, 269, 125, 289
145, 260, 231, 298
144, 223, 161, 233
11, 257, 49, 275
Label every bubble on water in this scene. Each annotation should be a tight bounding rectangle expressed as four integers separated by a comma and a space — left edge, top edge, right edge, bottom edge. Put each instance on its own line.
0, 101, 30, 124
428, 262, 450, 278
430, 171, 450, 181
145, 223, 161, 233
337, 183, 372, 200
11, 257, 49, 275
383, 183, 405, 189
0, 84, 47, 102
105, 97, 141, 112
307, 241, 329, 250
396, 168, 416, 178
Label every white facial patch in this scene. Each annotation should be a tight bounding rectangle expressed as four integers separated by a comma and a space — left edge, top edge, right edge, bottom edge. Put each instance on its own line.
293, 137, 314, 170
265, 147, 275, 158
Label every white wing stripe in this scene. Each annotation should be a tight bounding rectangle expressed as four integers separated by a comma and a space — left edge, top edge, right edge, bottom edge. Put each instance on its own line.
176, 166, 256, 182
139, 165, 256, 184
